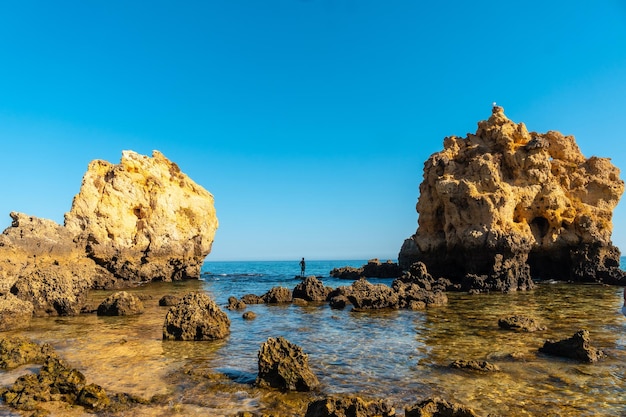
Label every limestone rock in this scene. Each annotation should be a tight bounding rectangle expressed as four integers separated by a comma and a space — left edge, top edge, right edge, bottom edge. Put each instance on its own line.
262, 286, 293, 304
405, 397, 478, 417
399, 106, 625, 287
10, 264, 91, 316
329, 266, 363, 280
449, 360, 500, 372
0, 212, 108, 316
293, 276, 332, 301
97, 291, 144, 316
0, 294, 34, 331
0, 337, 57, 370
539, 329, 605, 363
158, 295, 180, 306
498, 315, 546, 332
163, 292, 230, 341
256, 336, 319, 391
226, 296, 247, 310
305, 396, 396, 417
65, 150, 218, 284
330, 259, 402, 280
345, 278, 399, 311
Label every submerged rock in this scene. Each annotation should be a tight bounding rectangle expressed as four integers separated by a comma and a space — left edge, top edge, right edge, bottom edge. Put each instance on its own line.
0, 341, 110, 414
498, 315, 546, 332
305, 396, 395, 417
0, 337, 57, 370
163, 292, 230, 341
539, 329, 605, 363
65, 150, 219, 284
399, 106, 625, 288
449, 360, 500, 372
97, 291, 144, 316
256, 336, 319, 391
405, 397, 479, 417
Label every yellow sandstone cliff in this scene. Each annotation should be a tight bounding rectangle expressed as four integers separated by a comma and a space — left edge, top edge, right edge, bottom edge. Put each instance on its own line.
65, 150, 219, 283
399, 106, 625, 289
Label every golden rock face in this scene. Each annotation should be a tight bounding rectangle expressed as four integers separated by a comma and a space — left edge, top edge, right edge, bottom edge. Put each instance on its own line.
64, 150, 219, 282
399, 107, 625, 285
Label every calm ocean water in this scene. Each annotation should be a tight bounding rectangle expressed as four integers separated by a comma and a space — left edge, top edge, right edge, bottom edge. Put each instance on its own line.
1, 258, 625, 416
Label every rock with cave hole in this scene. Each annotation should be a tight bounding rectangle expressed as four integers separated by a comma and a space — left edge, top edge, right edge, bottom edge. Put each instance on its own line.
399, 106, 625, 288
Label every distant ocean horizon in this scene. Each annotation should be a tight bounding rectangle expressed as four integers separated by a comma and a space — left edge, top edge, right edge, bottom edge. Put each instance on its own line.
204, 257, 626, 275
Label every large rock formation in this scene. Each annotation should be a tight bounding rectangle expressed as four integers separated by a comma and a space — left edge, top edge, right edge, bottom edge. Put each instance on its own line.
399, 106, 625, 287
0, 150, 218, 325
65, 150, 218, 283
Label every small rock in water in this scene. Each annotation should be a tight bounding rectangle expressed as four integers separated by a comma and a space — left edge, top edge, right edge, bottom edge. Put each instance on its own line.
405, 397, 479, 417
97, 291, 144, 316
256, 336, 319, 391
539, 329, 605, 363
498, 315, 546, 332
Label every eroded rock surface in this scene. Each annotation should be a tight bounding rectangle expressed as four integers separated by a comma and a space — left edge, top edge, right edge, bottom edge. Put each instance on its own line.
293, 276, 332, 301
539, 329, 605, 363
405, 397, 478, 417
163, 292, 230, 341
305, 396, 395, 417
256, 336, 319, 391
399, 106, 625, 288
65, 150, 218, 284
498, 315, 546, 332
97, 291, 144, 316
0, 150, 218, 325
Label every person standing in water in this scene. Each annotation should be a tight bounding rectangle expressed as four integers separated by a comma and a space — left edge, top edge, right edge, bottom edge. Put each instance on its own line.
299, 257, 306, 277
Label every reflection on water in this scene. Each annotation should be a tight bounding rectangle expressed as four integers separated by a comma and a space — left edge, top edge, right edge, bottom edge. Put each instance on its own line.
1, 264, 625, 416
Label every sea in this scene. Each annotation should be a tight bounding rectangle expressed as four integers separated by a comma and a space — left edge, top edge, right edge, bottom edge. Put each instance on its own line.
0, 258, 625, 416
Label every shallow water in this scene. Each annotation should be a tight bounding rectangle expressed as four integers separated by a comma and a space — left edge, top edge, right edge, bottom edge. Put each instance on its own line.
1, 260, 626, 416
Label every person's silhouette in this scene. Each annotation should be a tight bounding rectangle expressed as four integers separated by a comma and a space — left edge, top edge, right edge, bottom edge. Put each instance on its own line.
299, 258, 306, 277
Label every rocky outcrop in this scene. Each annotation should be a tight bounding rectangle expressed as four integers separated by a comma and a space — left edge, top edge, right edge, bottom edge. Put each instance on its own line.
539, 329, 605, 362
405, 397, 479, 417
256, 336, 319, 391
343, 278, 399, 311
97, 291, 144, 316
162, 292, 230, 341
0, 150, 218, 324
0, 337, 56, 369
329, 266, 362, 280
65, 150, 218, 284
0, 213, 107, 318
305, 396, 396, 417
399, 106, 625, 288
330, 259, 402, 280
262, 286, 293, 304
293, 276, 332, 301
0, 340, 110, 413
328, 263, 448, 311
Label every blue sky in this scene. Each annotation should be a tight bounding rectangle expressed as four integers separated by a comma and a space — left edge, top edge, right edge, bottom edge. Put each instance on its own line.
1, 1, 626, 261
